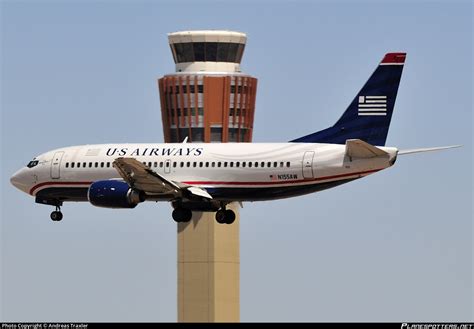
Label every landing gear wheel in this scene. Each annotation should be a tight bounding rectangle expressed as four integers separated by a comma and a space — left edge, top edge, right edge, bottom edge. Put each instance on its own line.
224, 209, 236, 224
172, 208, 193, 223
50, 211, 63, 221
215, 210, 227, 224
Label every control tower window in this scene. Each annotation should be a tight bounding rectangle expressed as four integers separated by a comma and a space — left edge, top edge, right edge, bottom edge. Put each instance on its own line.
172, 42, 245, 63
205, 42, 218, 61
227, 43, 239, 62
193, 43, 205, 61
236, 44, 245, 63
217, 43, 230, 62
175, 43, 194, 62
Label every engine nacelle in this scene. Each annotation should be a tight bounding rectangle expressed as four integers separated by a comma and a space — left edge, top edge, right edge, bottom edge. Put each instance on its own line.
88, 180, 144, 209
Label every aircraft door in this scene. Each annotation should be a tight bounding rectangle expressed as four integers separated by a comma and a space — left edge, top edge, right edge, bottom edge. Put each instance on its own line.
164, 159, 171, 174
302, 151, 315, 179
51, 151, 65, 179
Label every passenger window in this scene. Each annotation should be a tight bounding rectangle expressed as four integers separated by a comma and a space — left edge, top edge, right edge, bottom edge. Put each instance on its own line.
148, 162, 152, 167
261, 162, 265, 167
211, 162, 215, 167
95, 162, 98, 168
65, 163, 69, 168
199, 162, 203, 168
173, 162, 177, 168
154, 162, 157, 167
273, 162, 278, 167
242, 162, 246, 168
255, 162, 259, 167
187, 162, 190, 167
205, 162, 209, 167
267, 162, 271, 167
286, 162, 290, 167
166, 162, 170, 167
89, 162, 92, 168
280, 162, 284, 167
236, 162, 240, 167
160, 162, 164, 168
83, 162, 87, 167
224, 162, 228, 167
180, 162, 184, 168
193, 162, 197, 167
217, 162, 221, 168
71, 163, 75, 168
106, 162, 110, 168
230, 162, 234, 168
248, 162, 252, 168
100, 162, 104, 168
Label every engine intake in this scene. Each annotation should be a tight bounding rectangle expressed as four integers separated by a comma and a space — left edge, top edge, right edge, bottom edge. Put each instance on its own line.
88, 180, 144, 209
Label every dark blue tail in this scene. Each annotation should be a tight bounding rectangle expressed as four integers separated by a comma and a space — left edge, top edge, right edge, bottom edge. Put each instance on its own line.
291, 52, 406, 146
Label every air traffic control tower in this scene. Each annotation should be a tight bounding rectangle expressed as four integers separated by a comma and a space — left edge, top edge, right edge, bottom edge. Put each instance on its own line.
157, 30, 258, 322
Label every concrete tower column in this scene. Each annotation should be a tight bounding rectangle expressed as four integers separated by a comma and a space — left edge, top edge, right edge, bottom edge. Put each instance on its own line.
157, 30, 257, 322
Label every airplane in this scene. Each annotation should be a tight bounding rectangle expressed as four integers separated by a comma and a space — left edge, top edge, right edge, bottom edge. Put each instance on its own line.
10, 52, 460, 224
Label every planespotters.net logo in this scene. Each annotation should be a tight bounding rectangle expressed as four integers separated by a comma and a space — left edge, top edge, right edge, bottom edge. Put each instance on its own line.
402, 324, 474, 329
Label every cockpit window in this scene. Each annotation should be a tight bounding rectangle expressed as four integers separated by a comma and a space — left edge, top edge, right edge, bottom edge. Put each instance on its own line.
27, 160, 39, 168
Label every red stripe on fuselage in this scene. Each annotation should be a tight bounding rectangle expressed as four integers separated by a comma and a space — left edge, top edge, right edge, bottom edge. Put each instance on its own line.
30, 181, 93, 195
182, 168, 382, 186
29, 168, 383, 195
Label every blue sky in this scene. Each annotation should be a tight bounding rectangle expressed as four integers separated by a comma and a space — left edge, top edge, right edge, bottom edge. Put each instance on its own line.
1, 0, 472, 322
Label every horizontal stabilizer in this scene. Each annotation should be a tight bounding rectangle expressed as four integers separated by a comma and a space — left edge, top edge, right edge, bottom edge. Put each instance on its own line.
398, 145, 461, 155
345, 139, 388, 158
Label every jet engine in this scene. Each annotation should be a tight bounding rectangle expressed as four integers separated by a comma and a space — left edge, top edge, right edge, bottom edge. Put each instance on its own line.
88, 180, 144, 209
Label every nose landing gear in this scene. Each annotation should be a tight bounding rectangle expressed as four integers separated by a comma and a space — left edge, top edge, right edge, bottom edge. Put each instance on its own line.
50, 206, 63, 222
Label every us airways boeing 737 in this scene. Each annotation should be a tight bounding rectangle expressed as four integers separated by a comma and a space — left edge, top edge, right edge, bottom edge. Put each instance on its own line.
10, 53, 459, 224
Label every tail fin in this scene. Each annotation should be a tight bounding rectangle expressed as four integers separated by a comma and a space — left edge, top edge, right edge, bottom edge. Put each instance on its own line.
291, 52, 406, 146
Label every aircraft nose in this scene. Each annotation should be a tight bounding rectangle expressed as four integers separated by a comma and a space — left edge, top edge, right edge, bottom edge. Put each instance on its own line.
10, 168, 32, 194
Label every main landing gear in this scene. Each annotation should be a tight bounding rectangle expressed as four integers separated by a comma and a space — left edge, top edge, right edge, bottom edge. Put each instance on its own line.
171, 206, 236, 224
215, 208, 236, 225
172, 208, 193, 223
50, 205, 63, 222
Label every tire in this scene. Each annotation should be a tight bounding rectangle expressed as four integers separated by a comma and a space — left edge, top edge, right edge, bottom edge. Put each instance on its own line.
172, 208, 183, 222
224, 209, 236, 224
215, 210, 226, 224
50, 211, 63, 221
172, 208, 193, 223
182, 209, 193, 222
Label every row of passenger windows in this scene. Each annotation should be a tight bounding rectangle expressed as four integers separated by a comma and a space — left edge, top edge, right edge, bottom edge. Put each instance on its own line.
65, 161, 291, 169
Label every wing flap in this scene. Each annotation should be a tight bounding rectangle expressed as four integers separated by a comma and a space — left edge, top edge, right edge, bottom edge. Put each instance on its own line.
187, 186, 213, 199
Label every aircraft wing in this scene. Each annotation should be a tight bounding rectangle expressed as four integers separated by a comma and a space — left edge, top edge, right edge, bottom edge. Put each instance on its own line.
112, 157, 212, 200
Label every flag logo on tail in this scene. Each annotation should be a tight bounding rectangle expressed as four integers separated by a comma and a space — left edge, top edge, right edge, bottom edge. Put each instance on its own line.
358, 96, 387, 116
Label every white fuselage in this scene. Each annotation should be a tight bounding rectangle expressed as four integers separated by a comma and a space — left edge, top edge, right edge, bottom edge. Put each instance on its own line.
11, 142, 397, 203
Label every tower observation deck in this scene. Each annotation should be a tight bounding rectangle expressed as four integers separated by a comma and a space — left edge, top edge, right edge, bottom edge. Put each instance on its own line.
158, 30, 257, 143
